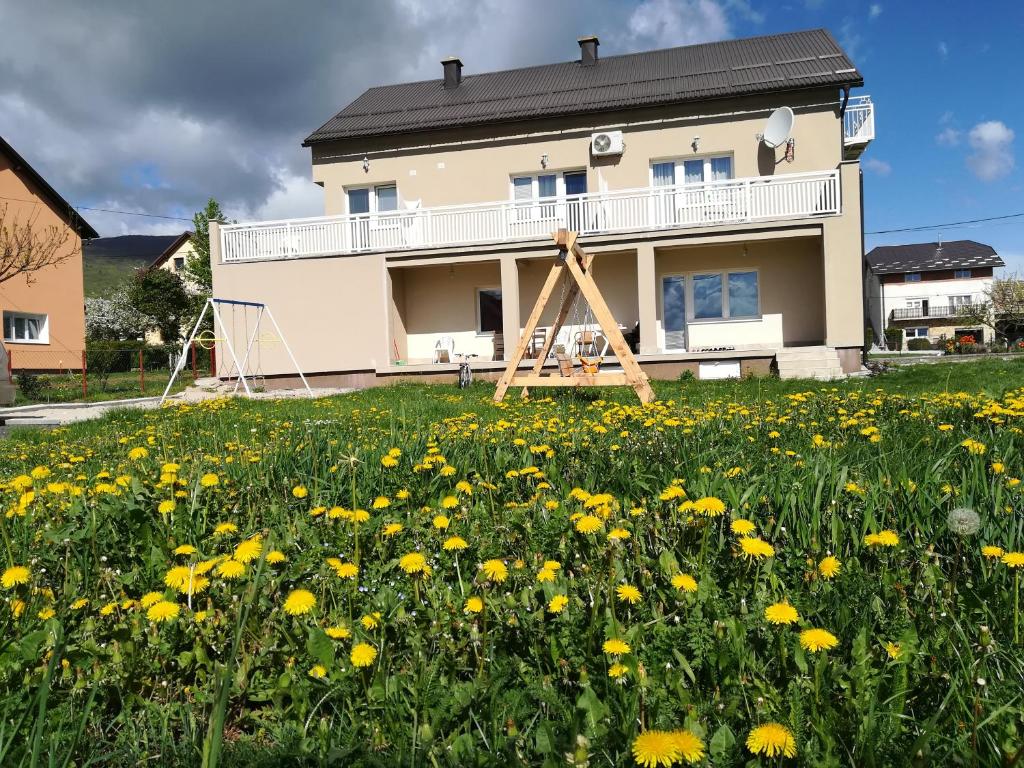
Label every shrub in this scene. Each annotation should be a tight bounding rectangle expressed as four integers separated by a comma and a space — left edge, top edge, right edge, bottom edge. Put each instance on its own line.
907, 338, 932, 351
14, 372, 47, 400
884, 327, 903, 350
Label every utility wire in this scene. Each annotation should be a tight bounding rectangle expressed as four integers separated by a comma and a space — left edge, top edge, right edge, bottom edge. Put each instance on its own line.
72, 205, 192, 222
866, 211, 1024, 235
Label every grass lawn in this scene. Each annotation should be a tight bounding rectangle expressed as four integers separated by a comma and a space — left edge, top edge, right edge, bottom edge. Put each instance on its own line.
12, 369, 190, 405
0, 358, 1022, 766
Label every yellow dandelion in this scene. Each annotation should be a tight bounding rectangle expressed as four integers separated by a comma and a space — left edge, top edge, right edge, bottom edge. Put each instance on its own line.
350, 642, 377, 668
616, 584, 642, 604
233, 535, 262, 564
215, 559, 245, 579
608, 662, 628, 678
213, 522, 238, 536
308, 665, 327, 679
291, 484, 308, 499
731, 519, 756, 535
372, 496, 390, 509
575, 515, 603, 534
283, 588, 316, 616
128, 446, 149, 460
536, 568, 555, 583
1001, 551, 1024, 568
818, 555, 841, 579
432, 515, 450, 530
864, 530, 900, 547
146, 600, 180, 623
602, 638, 630, 655
481, 559, 508, 583
266, 550, 287, 564
746, 723, 797, 758
884, 641, 902, 659
547, 594, 568, 614
607, 527, 631, 541
764, 602, 800, 625
326, 625, 351, 639
668, 730, 705, 765
799, 627, 839, 653
671, 573, 698, 593
693, 496, 726, 516
1, 566, 30, 589
200, 473, 219, 488
443, 535, 468, 551
464, 596, 484, 614
982, 545, 1004, 559
399, 552, 427, 574
140, 591, 163, 608
739, 537, 775, 559
631, 730, 680, 768
158, 500, 176, 515
173, 544, 196, 556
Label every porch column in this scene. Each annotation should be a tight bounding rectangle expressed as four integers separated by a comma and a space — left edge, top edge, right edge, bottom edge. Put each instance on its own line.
822, 161, 865, 349
500, 255, 520, 361
636, 243, 658, 354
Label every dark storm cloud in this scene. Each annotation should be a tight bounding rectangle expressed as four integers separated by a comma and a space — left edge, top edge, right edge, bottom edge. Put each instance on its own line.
0, 0, 736, 234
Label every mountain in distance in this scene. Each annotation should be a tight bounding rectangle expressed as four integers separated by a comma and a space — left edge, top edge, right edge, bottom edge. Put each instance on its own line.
82, 234, 182, 297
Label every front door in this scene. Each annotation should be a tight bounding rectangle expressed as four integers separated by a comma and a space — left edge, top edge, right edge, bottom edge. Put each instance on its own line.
662, 275, 686, 350
564, 172, 587, 232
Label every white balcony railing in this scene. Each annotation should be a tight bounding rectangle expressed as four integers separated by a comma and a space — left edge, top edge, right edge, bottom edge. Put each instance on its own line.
843, 95, 874, 146
221, 170, 841, 263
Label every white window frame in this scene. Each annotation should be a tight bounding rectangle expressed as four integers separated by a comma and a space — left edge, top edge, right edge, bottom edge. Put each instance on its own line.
949, 294, 973, 306
509, 170, 588, 202
345, 183, 399, 215
907, 327, 929, 338
2, 311, 49, 344
648, 153, 735, 187
954, 269, 972, 279
475, 286, 503, 336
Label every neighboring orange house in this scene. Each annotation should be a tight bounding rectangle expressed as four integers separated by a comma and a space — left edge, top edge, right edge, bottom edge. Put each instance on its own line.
0, 135, 98, 371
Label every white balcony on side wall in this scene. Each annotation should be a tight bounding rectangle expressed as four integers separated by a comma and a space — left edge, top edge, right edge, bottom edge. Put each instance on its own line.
220, 170, 841, 263
843, 95, 874, 159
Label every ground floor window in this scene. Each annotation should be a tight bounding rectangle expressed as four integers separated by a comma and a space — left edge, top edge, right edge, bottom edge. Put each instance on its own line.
3, 311, 48, 343
906, 327, 929, 338
476, 288, 502, 334
689, 270, 760, 321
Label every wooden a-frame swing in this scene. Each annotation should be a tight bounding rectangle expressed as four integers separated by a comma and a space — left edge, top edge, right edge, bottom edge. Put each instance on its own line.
494, 230, 655, 404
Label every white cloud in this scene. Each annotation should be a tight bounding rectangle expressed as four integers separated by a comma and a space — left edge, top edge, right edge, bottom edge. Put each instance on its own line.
863, 158, 892, 176
966, 120, 1015, 181
869, 4, 882, 18
938, 41, 949, 58
935, 127, 961, 146
626, 0, 730, 49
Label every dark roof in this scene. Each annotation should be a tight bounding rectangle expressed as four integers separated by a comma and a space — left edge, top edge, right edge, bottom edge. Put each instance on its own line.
0, 134, 99, 239
149, 231, 193, 269
865, 240, 1005, 274
304, 28, 862, 145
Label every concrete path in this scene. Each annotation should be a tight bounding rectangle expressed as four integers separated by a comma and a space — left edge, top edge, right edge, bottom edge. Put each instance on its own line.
0, 385, 354, 432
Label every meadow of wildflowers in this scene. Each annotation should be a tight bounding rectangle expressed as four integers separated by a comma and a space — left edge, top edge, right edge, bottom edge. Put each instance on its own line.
1, 361, 1023, 766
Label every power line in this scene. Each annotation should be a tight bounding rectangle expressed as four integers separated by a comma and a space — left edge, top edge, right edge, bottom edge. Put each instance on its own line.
73, 205, 192, 222
866, 211, 1024, 235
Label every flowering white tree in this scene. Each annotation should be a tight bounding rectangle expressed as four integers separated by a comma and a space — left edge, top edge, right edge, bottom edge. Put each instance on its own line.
85, 289, 156, 341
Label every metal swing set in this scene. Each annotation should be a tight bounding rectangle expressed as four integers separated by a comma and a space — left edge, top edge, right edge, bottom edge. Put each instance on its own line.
160, 298, 311, 403
494, 230, 655, 404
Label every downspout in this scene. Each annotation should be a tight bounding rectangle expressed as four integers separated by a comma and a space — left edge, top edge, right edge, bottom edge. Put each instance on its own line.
840, 85, 851, 116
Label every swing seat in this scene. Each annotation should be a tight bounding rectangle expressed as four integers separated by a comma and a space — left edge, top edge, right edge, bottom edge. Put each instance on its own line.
578, 356, 601, 375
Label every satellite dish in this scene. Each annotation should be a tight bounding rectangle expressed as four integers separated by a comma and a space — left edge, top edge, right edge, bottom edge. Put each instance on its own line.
761, 106, 794, 149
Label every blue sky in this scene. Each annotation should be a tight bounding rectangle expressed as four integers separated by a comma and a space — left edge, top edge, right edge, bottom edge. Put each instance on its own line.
2, 0, 1022, 273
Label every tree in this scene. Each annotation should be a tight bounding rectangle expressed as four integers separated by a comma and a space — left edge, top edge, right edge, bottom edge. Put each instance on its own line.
127, 267, 192, 343
0, 203, 75, 286
185, 198, 227, 293
85, 288, 156, 342
958, 275, 1024, 344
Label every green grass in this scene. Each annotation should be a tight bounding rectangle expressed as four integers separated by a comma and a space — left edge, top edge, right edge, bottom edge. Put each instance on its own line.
0, 359, 1022, 766
82, 254, 151, 298
12, 369, 189, 405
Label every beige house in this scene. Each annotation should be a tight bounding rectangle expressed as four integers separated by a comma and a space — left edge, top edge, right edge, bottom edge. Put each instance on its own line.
211, 29, 875, 385
0, 135, 97, 372
145, 231, 196, 345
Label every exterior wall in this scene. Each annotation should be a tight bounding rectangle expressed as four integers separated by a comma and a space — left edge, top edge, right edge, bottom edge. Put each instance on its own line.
654, 237, 825, 350
148, 236, 199, 345
878, 272, 994, 347
0, 151, 86, 371
821, 161, 863, 349
391, 260, 502, 362
311, 89, 844, 214
211, 249, 390, 376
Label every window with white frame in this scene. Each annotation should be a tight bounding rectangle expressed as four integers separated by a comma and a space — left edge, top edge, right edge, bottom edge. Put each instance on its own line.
476, 288, 503, 334
3, 311, 48, 343
346, 184, 398, 215
651, 155, 733, 187
954, 269, 972, 279
689, 270, 759, 321
172, 256, 185, 272
511, 171, 586, 221
906, 327, 929, 338
949, 294, 973, 307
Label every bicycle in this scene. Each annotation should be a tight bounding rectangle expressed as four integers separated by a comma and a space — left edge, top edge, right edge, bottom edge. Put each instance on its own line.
456, 353, 478, 389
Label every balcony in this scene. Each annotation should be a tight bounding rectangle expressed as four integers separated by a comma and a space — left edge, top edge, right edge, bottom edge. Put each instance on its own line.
889, 303, 984, 321
220, 170, 841, 263
843, 95, 874, 158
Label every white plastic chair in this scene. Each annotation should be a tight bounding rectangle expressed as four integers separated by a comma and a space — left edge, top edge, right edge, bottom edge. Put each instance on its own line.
433, 336, 455, 364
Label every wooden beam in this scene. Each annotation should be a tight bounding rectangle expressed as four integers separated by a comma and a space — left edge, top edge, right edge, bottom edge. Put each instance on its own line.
510, 373, 630, 387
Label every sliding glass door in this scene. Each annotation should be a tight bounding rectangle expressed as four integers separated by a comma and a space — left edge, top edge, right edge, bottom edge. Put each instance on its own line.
662, 275, 686, 350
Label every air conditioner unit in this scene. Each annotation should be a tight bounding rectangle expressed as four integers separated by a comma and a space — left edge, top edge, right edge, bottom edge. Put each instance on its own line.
590, 130, 624, 156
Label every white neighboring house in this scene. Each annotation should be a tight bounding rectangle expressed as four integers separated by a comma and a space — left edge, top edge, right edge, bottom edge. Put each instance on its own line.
145, 231, 195, 345
864, 240, 1004, 349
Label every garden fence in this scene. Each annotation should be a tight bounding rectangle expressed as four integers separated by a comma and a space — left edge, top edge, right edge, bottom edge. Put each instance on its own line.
7, 342, 215, 404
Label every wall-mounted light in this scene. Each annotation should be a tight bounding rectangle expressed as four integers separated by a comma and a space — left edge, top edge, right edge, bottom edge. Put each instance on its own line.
362, 156, 370, 173
691, 136, 700, 152
785, 138, 795, 163
540, 153, 549, 169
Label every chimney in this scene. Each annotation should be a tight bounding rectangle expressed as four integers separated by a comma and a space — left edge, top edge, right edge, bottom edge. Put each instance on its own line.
578, 35, 599, 66
442, 56, 463, 89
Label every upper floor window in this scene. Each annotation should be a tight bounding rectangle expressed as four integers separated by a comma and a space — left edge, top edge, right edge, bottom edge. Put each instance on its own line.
904, 273, 922, 282
954, 269, 972, 279
3, 311, 48, 344
651, 155, 733, 187
949, 294, 973, 307
347, 184, 398, 215
511, 171, 586, 222
173, 256, 185, 272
